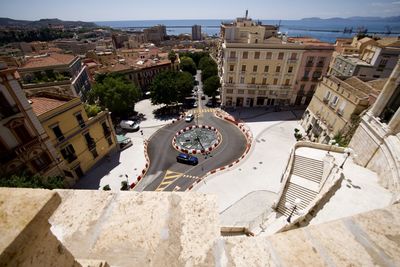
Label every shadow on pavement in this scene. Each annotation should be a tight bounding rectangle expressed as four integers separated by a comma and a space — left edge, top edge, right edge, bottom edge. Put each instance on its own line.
73, 151, 122, 190
223, 106, 306, 123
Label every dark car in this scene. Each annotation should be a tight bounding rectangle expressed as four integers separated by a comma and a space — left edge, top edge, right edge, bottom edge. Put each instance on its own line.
176, 153, 198, 165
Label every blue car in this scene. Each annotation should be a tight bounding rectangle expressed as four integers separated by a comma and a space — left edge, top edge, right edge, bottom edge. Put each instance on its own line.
176, 153, 198, 165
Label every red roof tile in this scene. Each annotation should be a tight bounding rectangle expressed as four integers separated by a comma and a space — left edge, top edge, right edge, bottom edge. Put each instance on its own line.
29, 96, 68, 116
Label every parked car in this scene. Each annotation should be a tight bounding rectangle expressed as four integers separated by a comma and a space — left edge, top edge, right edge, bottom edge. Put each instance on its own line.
119, 120, 140, 131
192, 102, 198, 108
176, 153, 198, 165
185, 113, 194, 122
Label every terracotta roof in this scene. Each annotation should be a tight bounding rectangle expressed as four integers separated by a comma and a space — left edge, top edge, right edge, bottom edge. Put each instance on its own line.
29, 96, 69, 116
21, 53, 76, 69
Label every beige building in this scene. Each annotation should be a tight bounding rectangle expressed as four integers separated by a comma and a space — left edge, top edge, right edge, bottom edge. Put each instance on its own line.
18, 53, 91, 99
301, 75, 380, 143
329, 37, 400, 80
218, 16, 332, 108
0, 63, 63, 178
29, 93, 117, 183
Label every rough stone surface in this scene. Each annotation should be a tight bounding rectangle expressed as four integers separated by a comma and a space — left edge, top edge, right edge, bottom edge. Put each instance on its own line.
50, 190, 220, 267
0, 188, 79, 267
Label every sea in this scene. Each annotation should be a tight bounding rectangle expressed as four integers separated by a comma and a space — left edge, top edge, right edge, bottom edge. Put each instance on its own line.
95, 19, 400, 44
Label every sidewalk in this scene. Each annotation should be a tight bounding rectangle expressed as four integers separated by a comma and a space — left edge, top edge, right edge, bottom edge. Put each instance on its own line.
74, 99, 174, 191
195, 110, 302, 213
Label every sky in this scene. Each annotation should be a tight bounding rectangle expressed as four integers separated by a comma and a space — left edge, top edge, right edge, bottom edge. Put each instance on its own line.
0, 0, 399, 21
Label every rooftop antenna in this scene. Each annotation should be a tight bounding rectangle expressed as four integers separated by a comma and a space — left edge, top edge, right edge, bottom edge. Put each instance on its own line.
245, 9, 248, 19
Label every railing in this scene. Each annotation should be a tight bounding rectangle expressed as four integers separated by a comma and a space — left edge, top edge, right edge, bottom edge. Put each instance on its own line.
14, 136, 40, 155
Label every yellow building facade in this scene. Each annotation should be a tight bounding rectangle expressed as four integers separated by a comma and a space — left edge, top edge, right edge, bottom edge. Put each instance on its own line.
30, 93, 117, 183
301, 75, 380, 143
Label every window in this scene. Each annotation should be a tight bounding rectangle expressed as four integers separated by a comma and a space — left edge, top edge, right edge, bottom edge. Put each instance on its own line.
324, 91, 331, 100
226, 89, 233, 94
331, 95, 339, 106
288, 66, 293, 73
52, 125, 64, 142
241, 65, 246, 72
84, 132, 95, 150
31, 153, 51, 172
251, 77, 256, 84
264, 65, 269, 73
242, 52, 248, 59
238, 89, 244, 94
254, 52, 260, 59
278, 52, 284, 60
273, 78, 278, 85
310, 84, 316, 92
266, 52, 272, 59
60, 144, 77, 163
275, 66, 281, 73
75, 113, 85, 128
230, 51, 236, 58
229, 65, 234, 71
290, 53, 297, 60
262, 78, 267, 85
306, 56, 314, 66
284, 79, 290, 86
107, 136, 113, 146
13, 124, 32, 143
240, 76, 245, 83
317, 57, 326, 66
300, 84, 305, 91
253, 65, 258, 72
91, 148, 98, 159
102, 122, 111, 137
228, 77, 233, 83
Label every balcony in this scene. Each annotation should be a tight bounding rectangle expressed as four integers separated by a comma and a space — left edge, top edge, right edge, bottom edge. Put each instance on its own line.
0, 105, 20, 120
227, 57, 237, 62
14, 136, 39, 155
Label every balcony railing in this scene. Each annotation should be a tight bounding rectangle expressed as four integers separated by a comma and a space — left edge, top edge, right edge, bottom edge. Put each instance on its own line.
14, 136, 39, 155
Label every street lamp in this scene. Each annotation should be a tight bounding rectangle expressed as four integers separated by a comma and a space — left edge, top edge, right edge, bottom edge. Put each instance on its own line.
285, 198, 302, 223
327, 139, 338, 155
340, 148, 354, 169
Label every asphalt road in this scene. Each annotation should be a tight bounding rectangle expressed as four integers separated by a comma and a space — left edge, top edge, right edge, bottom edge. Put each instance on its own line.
136, 71, 247, 192
140, 111, 247, 192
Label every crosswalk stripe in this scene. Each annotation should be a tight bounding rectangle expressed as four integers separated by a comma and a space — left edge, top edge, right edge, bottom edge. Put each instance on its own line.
155, 170, 184, 191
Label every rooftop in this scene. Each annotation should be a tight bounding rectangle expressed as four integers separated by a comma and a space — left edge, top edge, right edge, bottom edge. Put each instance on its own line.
287, 37, 334, 48
20, 53, 77, 69
29, 93, 72, 116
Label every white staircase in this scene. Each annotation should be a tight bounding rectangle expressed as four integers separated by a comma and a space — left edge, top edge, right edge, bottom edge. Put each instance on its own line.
276, 155, 324, 217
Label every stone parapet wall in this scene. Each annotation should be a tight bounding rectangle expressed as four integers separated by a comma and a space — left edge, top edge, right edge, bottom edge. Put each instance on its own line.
0, 188, 399, 266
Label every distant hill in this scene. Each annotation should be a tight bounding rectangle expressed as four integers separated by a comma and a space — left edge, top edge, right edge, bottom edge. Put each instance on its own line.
0, 18, 97, 28
302, 16, 400, 22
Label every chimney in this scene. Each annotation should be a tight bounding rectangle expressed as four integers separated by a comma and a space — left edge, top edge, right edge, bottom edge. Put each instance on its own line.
245, 10, 248, 19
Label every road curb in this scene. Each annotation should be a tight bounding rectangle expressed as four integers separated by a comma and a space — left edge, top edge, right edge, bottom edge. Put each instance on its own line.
130, 115, 184, 189
186, 109, 253, 191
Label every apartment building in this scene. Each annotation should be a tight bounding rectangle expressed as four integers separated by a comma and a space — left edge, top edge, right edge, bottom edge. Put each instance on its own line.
290, 37, 334, 105
0, 63, 63, 178
192, 25, 202, 41
54, 40, 96, 55
301, 75, 380, 143
144, 25, 167, 44
218, 16, 333, 107
329, 37, 400, 80
29, 92, 117, 182
18, 53, 91, 99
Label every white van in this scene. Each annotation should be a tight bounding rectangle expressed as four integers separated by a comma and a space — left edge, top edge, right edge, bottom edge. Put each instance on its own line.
119, 120, 140, 131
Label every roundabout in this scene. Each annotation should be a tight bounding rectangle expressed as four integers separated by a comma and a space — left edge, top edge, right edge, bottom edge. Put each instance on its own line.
173, 125, 221, 154
134, 108, 249, 192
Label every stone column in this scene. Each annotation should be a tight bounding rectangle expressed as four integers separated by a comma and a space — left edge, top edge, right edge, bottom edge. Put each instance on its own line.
369, 59, 400, 117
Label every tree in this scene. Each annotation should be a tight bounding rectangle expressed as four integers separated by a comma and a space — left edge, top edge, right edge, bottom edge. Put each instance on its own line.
203, 75, 221, 104
150, 71, 194, 105
179, 52, 209, 67
168, 50, 177, 64
0, 173, 65, 189
198, 56, 216, 71
202, 65, 218, 82
179, 56, 197, 75
88, 75, 141, 117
